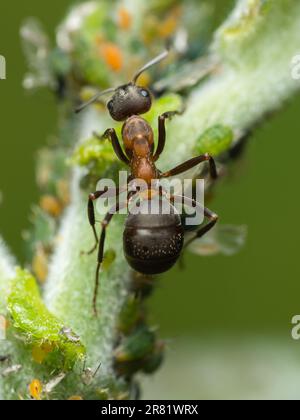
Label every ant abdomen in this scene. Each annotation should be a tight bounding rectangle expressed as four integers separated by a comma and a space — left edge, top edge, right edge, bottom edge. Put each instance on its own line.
123, 199, 184, 275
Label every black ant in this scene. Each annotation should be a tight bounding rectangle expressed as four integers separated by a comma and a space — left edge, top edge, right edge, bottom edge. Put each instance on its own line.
76, 50, 219, 315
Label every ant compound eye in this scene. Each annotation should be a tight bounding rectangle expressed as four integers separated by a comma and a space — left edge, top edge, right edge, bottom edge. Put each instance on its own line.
107, 100, 114, 112
140, 89, 149, 98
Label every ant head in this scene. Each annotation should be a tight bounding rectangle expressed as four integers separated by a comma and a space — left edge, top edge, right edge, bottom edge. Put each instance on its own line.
107, 83, 151, 121
75, 50, 169, 118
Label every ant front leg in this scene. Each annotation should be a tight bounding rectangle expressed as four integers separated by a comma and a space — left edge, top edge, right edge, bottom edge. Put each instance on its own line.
161, 153, 218, 180
93, 128, 130, 166
154, 110, 184, 162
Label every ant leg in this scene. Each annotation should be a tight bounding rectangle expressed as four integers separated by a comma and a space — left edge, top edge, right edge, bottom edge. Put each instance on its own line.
160, 153, 218, 180
154, 110, 184, 162
84, 190, 108, 255
186, 206, 219, 248
93, 128, 130, 166
84, 187, 126, 255
93, 210, 116, 316
172, 195, 218, 249
93, 194, 133, 316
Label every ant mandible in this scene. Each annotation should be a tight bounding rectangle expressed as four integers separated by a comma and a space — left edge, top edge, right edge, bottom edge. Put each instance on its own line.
76, 50, 219, 315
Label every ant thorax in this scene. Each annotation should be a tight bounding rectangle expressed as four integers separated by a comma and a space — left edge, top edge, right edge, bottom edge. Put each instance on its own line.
122, 116, 154, 157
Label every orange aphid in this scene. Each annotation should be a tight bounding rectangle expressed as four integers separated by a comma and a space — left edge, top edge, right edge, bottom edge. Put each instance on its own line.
118, 7, 132, 30
100, 42, 123, 72
40, 195, 63, 217
142, 16, 158, 45
5, 318, 10, 329
29, 379, 43, 400
68, 395, 83, 400
32, 247, 48, 284
94, 33, 105, 46
57, 179, 70, 206
1, 315, 9, 330
158, 6, 182, 38
158, 15, 178, 38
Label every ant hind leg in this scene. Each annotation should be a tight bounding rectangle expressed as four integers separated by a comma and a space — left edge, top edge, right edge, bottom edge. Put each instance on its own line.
161, 153, 218, 180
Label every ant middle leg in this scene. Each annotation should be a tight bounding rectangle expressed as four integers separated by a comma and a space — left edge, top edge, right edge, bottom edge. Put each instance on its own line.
161, 153, 218, 180
154, 110, 184, 162
93, 128, 130, 165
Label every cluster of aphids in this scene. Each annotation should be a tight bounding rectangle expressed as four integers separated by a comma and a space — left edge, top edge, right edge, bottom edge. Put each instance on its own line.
76, 50, 218, 315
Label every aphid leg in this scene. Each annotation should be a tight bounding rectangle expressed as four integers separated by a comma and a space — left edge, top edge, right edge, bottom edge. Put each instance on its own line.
173, 195, 218, 249
82, 358, 86, 374
154, 110, 184, 162
160, 153, 218, 180
92, 362, 102, 378
93, 128, 130, 165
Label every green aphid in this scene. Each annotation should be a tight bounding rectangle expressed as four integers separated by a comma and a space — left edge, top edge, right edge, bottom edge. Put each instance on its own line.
96, 388, 110, 400
195, 124, 233, 157
71, 137, 116, 167
142, 342, 165, 374
118, 295, 142, 334
114, 326, 155, 363
102, 249, 117, 271
70, 136, 123, 180
7, 268, 85, 371
114, 340, 164, 377
50, 48, 71, 77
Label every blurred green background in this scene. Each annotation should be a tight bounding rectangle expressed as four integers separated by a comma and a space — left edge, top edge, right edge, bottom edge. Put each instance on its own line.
1, 0, 300, 399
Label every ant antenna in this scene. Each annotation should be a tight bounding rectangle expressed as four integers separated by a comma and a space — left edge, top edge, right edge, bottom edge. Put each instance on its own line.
75, 87, 115, 113
132, 49, 169, 85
